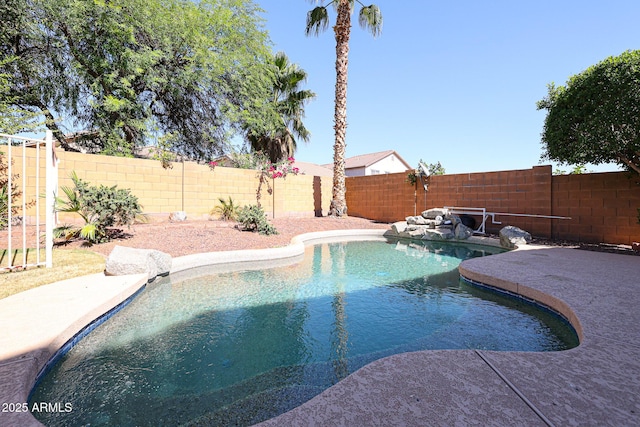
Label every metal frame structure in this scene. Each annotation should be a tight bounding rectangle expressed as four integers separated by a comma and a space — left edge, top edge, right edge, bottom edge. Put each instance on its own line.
2, 131, 57, 271
443, 206, 571, 235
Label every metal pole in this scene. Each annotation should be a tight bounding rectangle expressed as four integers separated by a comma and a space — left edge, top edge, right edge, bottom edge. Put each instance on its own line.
22, 137, 27, 267
36, 136, 41, 265
7, 137, 12, 269
45, 130, 54, 268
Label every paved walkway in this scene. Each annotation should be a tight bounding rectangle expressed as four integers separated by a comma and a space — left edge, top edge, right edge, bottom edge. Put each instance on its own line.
1, 234, 638, 426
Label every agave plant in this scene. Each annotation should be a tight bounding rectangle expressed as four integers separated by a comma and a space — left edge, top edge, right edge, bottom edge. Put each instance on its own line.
210, 196, 239, 221
54, 172, 103, 243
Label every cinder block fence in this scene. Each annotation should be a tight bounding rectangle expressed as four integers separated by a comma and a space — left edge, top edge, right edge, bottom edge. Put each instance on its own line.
4, 146, 639, 244
3, 147, 333, 223
346, 165, 640, 245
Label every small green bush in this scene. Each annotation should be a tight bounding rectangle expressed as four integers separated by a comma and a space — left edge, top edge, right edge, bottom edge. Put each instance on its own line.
211, 196, 239, 221
54, 172, 144, 243
236, 204, 278, 235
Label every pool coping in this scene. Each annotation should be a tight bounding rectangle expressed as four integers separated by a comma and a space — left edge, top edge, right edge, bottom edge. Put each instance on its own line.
1, 231, 638, 426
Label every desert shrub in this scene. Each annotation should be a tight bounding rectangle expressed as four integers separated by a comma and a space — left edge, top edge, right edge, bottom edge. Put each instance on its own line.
236, 204, 277, 235
54, 172, 144, 243
210, 196, 239, 221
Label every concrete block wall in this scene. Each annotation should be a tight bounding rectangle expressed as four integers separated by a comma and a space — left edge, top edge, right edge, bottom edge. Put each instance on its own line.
4, 146, 639, 244
552, 172, 640, 244
346, 165, 640, 245
2, 148, 333, 223
420, 166, 553, 237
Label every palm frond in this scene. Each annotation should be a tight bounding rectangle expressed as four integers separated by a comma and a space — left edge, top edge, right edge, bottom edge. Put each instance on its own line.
306, 6, 330, 36
358, 5, 383, 38
79, 223, 97, 242
53, 224, 80, 241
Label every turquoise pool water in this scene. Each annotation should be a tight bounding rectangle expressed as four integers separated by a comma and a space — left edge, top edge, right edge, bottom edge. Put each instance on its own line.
30, 239, 578, 426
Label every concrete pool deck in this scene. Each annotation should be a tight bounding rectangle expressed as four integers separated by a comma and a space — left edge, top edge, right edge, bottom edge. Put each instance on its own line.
1, 231, 638, 426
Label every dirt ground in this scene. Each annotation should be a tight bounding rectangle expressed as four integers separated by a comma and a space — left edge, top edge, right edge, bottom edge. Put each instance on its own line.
49, 216, 390, 258
2, 216, 637, 258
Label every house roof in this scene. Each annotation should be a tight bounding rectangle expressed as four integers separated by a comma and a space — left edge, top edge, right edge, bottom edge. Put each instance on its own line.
323, 150, 412, 170
292, 161, 333, 177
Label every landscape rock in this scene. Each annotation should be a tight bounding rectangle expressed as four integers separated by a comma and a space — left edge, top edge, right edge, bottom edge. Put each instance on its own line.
406, 216, 428, 225
422, 228, 454, 240
499, 225, 532, 249
404, 229, 422, 239
105, 245, 172, 282
169, 211, 187, 222
454, 223, 474, 240
414, 216, 428, 225
421, 208, 449, 220
391, 221, 408, 235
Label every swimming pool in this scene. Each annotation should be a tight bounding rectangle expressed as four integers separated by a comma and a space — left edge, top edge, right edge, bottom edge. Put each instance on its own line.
30, 239, 578, 426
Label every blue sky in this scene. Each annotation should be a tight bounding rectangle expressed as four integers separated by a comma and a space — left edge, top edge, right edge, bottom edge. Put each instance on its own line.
255, 0, 639, 174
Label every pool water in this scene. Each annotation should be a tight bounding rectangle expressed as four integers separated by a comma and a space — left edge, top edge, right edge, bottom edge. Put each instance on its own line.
30, 239, 578, 426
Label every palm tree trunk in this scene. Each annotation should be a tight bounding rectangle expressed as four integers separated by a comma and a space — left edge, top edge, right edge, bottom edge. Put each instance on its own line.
329, 0, 351, 217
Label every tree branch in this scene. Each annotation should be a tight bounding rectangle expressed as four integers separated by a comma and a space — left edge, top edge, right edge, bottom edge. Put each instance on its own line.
58, 22, 111, 94
618, 153, 640, 175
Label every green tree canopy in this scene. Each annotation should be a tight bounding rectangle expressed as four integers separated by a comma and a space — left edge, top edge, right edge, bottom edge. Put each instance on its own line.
0, 57, 40, 134
246, 51, 316, 163
537, 50, 640, 175
1, 0, 273, 161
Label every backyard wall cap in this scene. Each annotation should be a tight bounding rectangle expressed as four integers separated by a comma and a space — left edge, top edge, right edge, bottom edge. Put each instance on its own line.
105, 245, 172, 282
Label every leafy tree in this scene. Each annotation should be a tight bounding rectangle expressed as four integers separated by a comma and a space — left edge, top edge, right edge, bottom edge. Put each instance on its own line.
1, 0, 272, 160
0, 58, 40, 134
0, 0, 80, 140
305, 0, 382, 216
537, 50, 640, 175
246, 52, 316, 163
552, 164, 593, 175
427, 161, 446, 176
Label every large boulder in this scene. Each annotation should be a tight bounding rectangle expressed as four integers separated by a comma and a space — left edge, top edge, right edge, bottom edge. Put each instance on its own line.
421, 208, 449, 220
422, 228, 454, 240
499, 226, 532, 249
105, 245, 172, 282
406, 216, 428, 225
454, 223, 474, 240
391, 221, 408, 235
169, 211, 187, 222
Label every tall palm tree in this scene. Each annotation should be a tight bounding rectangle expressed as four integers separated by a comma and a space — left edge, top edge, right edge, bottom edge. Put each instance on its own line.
305, 0, 382, 217
248, 52, 316, 163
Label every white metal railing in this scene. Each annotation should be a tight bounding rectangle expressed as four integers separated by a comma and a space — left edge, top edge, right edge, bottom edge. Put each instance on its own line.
443, 206, 571, 235
1, 131, 57, 271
